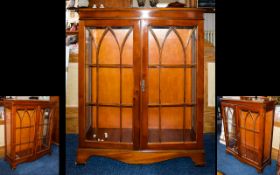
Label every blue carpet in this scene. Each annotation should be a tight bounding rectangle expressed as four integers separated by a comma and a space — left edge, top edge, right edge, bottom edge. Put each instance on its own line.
66, 134, 215, 175
0, 145, 59, 175
217, 132, 277, 175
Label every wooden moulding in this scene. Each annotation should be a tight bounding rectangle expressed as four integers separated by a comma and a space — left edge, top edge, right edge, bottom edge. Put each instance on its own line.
76, 148, 205, 165
79, 8, 205, 20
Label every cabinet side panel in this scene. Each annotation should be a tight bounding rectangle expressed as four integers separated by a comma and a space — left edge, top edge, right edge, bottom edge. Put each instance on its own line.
5, 108, 11, 157
263, 110, 273, 162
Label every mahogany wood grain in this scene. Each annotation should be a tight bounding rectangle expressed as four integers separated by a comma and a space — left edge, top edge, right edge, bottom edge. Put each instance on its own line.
50, 96, 59, 145
76, 148, 205, 165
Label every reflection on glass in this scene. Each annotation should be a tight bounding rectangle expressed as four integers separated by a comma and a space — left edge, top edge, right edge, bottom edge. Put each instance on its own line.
225, 107, 237, 152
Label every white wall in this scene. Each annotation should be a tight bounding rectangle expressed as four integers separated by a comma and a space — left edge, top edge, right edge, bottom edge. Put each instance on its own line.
208, 63, 215, 107
0, 125, 4, 147
272, 126, 280, 149
66, 63, 78, 107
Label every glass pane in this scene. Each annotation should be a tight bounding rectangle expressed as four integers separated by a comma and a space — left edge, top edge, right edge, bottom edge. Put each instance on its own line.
160, 68, 184, 104
85, 26, 134, 145
37, 108, 50, 152
121, 108, 133, 143
239, 110, 260, 162
99, 68, 120, 104
161, 107, 184, 142
122, 68, 134, 105
186, 68, 196, 104
148, 108, 160, 142
224, 107, 237, 153
148, 69, 159, 104
147, 26, 197, 144
15, 109, 36, 159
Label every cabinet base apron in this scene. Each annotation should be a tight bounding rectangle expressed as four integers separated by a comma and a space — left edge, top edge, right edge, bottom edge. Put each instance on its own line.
76, 148, 205, 165
4, 149, 51, 169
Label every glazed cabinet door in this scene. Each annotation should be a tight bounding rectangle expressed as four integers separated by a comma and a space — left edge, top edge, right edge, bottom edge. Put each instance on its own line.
221, 102, 238, 154
79, 20, 141, 149
235, 105, 263, 165
141, 19, 204, 149
36, 105, 54, 154
14, 106, 37, 160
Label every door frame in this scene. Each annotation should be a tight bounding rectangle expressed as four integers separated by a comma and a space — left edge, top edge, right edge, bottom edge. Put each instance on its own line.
78, 19, 142, 150
140, 19, 204, 150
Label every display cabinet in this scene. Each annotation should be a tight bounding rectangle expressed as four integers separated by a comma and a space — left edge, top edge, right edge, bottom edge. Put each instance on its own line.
4, 100, 55, 169
77, 8, 205, 165
221, 96, 275, 173
50, 96, 60, 144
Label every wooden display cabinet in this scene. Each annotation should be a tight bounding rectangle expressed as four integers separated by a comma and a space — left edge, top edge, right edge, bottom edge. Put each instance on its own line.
4, 100, 56, 169
221, 96, 275, 173
50, 96, 60, 145
77, 8, 205, 165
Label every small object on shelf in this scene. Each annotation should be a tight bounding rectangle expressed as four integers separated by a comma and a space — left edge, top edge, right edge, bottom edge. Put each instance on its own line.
156, 2, 168, 7
100, 4, 104, 8
78, 0, 89, 7
66, 35, 78, 46
29, 96, 39, 100
167, 1, 186, 7
92, 4, 97, 8
93, 134, 96, 138
149, 0, 159, 7
70, 24, 77, 32
137, 0, 146, 7
104, 132, 108, 139
67, 0, 75, 8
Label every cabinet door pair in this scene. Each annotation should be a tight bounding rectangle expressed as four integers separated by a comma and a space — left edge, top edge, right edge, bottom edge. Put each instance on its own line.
221, 103, 273, 165
79, 19, 204, 150
5, 104, 53, 167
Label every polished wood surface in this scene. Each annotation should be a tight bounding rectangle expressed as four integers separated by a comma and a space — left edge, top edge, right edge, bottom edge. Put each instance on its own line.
221, 97, 275, 173
78, 8, 204, 165
76, 148, 204, 165
50, 96, 59, 144
78, 8, 205, 20
3, 100, 56, 169
0, 146, 4, 158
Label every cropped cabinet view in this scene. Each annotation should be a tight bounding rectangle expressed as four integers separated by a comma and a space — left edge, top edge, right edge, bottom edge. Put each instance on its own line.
76, 8, 205, 165
0, 96, 59, 175
220, 96, 276, 173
